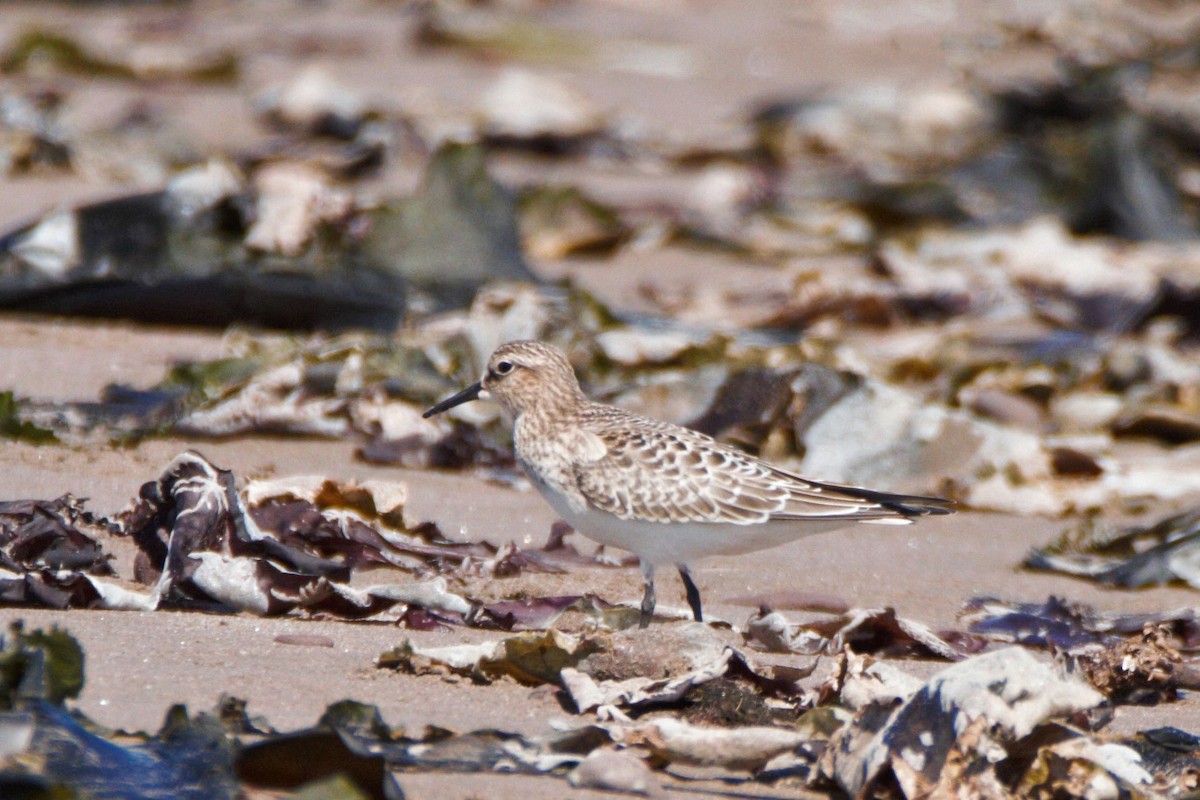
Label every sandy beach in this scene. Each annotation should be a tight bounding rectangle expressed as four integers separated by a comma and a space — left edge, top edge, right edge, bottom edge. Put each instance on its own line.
2, 1, 1200, 798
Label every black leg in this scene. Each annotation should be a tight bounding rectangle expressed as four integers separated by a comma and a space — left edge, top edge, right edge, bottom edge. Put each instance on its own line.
678, 564, 703, 622
639, 562, 656, 628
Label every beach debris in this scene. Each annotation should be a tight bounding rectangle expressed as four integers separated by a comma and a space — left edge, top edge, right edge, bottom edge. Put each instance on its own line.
384, 628, 812, 721
13, 331, 480, 455
0, 622, 239, 799
684, 364, 805, 452
518, 185, 626, 259
348, 721, 588, 789
412, 0, 692, 86
173, 357, 360, 439
0, 451, 632, 623
594, 327, 718, 369
1114, 404, 1200, 445
244, 161, 356, 257
630, 717, 810, 773
478, 592, 645, 630
961, 596, 1200, 703
796, 375, 1058, 513
380, 629, 592, 686
572, 621, 732, 681
821, 649, 925, 712
746, 0, 1200, 244
478, 68, 607, 149
362, 141, 536, 310
10, 617, 1193, 799
0, 180, 401, 330
877, 218, 1165, 333
246, 694, 614, 789
1120, 727, 1200, 798
5, 602, 1200, 798
0, 622, 84, 708
0, 494, 120, 609
0, 391, 56, 444
118, 451, 631, 620
0, 89, 71, 177
756, 83, 990, 183
1025, 505, 1200, 589
744, 606, 985, 661
0, 495, 112, 575
0, 135, 549, 329
11, 276, 1193, 513
817, 647, 1108, 797
961, 595, 1200, 649
414, 2, 586, 63
1051, 391, 1125, 434
1009, 734, 1155, 799
10, 284, 589, 466
6, 268, 1195, 513
256, 64, 371, 139
119, 451, 377, 615
0, 29, 238, 83
1071, 624, 1189, 704
0, 621, 607, 796
563, 645, 812, 719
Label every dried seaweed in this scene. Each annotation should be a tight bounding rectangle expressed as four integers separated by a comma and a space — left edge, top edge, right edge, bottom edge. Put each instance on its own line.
961, 595, 1200, 650
5, 610, 1200, 800
818, 648, 1106, 798
1073, 624, 1185, 704
0, 391, 56, 444
744, 606, 986, 661
0, 622, 239, 799
0, 496, 111, 574
1026, 506, 1200, 589
0, 451, 634, 626
1, 29, 238, 83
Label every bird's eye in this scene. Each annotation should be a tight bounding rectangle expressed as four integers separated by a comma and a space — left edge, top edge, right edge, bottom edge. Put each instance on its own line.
495, 360, 515, 375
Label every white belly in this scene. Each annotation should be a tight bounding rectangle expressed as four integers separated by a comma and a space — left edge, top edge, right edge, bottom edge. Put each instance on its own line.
528, 474, 855, 567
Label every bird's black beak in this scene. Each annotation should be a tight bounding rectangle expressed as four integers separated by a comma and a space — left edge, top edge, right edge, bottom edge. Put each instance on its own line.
423, 381, 484, 418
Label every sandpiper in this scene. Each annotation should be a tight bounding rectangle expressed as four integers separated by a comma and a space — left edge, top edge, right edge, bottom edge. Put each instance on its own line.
424, 340, 953, 627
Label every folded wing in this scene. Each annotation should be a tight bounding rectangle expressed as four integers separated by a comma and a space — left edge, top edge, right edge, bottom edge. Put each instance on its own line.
574, 412, 952, 526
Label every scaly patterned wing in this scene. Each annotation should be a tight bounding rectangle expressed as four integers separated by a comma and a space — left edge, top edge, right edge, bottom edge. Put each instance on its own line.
573, 410, 941, 525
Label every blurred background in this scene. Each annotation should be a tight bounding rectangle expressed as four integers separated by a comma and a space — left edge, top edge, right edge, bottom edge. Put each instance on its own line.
0, 0, 1198, 516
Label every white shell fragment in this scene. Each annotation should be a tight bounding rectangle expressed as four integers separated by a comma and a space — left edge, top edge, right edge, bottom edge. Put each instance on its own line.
245, 162, 355, 256
256, 64, 368, 132
478, 68, 606, 140
635, 717, 809, 772
12, 208, 79, 279
827, 647, 1105, 797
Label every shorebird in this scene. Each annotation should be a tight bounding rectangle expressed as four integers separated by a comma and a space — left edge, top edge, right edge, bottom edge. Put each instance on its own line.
424, 340, 953, 627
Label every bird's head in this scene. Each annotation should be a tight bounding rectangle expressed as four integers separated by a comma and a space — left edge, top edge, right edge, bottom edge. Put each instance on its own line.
423, 340, 583, 420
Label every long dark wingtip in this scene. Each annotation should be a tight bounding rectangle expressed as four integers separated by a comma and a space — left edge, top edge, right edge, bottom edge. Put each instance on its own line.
882, 494, 956, 518
906, 500, 956, 516
423, 381, 483, 418
794, 473, 956, 518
